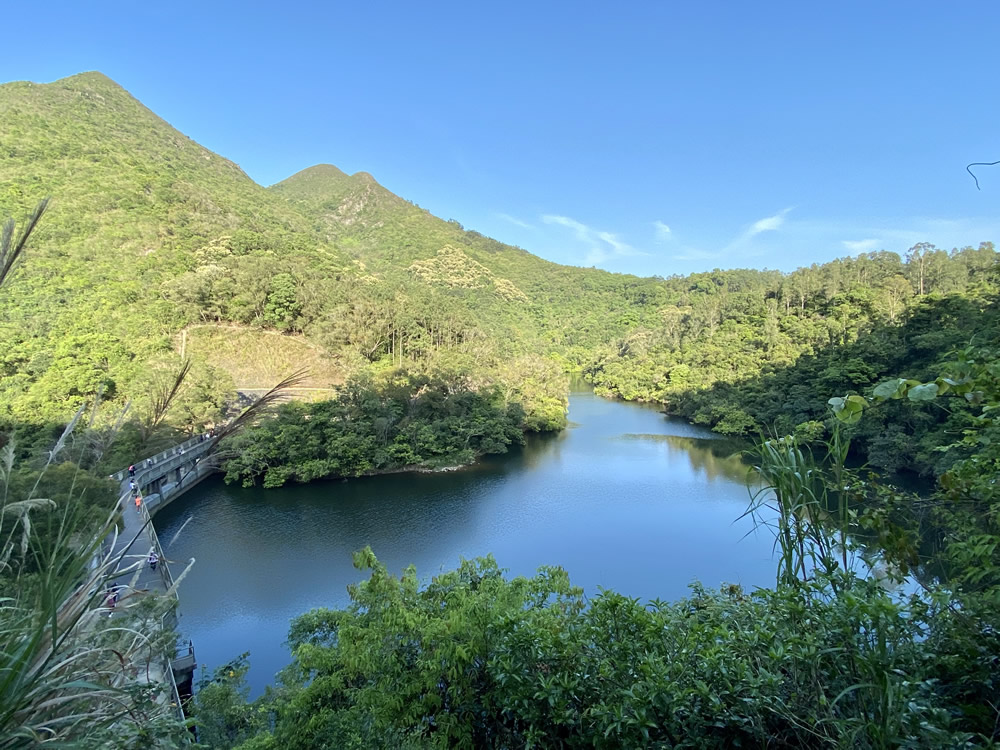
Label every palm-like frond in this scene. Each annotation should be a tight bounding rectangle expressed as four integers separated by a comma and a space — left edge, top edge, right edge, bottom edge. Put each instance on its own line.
171, 369, 311, 488
0, 504, 188, 747
212, 368, 310, 444
0, 198, 48, 291
142, 360, 193, 441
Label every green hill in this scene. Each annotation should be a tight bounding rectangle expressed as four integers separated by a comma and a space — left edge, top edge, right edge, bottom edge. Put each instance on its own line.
266, 161, 666, 351
0, 72, 338, 420
0, 72, 660, 425
3, 70, 998, 484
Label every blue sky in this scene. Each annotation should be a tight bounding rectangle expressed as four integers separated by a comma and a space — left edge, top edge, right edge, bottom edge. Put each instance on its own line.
4, 1, 999, 277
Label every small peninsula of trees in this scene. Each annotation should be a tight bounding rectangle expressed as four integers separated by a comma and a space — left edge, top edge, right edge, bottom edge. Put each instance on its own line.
222, 367, 565, 488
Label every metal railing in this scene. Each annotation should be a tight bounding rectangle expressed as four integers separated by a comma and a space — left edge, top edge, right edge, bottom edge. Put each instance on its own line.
172, 640, 196, 674
162, 650, 187, 732
133, 496, 190, 727
138, 499, 175, 593
111, 433, 210, 483
128, 440, 214, 506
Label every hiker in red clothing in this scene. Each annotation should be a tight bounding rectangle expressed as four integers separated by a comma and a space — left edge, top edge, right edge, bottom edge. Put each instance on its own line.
128, 464, 135, 478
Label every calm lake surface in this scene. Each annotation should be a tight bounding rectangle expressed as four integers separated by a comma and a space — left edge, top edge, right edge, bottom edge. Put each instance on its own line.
154, 384, 777, 694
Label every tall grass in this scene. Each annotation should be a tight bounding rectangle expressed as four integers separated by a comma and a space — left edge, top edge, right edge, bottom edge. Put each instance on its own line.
0, 410, 191, 745
742, 428, 945, 747
746, 427, 863, 591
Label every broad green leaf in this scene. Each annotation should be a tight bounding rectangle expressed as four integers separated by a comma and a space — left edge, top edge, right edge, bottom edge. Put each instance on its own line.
839, 407, 863, 424
907, 383, 939, 402
872, 379, 906, 400
829, 395, 864, 423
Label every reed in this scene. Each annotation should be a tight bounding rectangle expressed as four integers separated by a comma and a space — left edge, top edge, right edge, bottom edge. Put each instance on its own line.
745, 426, 863, 592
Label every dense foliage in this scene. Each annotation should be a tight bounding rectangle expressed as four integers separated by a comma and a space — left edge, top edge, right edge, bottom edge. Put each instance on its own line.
202, 556, 950, 749
586, 246, 1000, 476
222, 369, 562, 488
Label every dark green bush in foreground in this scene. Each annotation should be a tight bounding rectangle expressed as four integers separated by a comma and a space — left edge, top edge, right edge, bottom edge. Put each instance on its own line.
197, 551, 993, 749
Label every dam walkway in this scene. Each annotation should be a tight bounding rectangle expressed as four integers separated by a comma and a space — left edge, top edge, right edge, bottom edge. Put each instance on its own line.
106, 433, 217, 722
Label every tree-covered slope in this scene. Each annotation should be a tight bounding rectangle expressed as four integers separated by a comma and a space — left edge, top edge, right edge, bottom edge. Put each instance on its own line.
4, 70, 998, 484
268, 162, 669, 356
0, 72, 658, 426
0, 72, 341, 421
585, 249, 1000, 475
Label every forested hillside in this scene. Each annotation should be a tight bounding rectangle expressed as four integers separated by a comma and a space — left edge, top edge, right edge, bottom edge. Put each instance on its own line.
2, 71, 997, 482
585, 246, 1000, 475
0, 72, 660, 443
0, 72, 322, 422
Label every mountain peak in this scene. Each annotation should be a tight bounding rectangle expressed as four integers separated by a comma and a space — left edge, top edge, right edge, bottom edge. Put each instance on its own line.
270, 164, 394, 205
271, 164, 350, 190
0, 71, 126, 99
299, 163, 349, 178
271, 165, 384, 191
60, 71, 119, 86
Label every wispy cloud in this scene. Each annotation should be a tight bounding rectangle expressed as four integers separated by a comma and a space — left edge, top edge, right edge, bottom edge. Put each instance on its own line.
794, 215, 1000, 256
747, 207, 792, 237
721, 207, 794, 255
662, 212, 1000, 273
841, 238, 880, 253
496, 212, 534, 230
653, 220, 672, 242
542, 214, 647, 265
597, 231, 632, 254
543, 215, 592, 242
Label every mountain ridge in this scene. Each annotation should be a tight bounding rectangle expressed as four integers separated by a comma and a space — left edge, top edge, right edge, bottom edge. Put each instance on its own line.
0, 71, 663, 424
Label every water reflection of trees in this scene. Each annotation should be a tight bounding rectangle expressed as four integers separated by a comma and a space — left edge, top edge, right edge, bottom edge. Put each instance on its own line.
510, 428, 570, 472
620, 434, 753, 483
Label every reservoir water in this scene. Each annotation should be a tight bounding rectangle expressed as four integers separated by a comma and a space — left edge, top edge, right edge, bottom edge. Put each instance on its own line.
154, 383, 778, 694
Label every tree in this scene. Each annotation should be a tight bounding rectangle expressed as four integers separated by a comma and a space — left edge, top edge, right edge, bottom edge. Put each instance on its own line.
905, 242, 936, 295
880, 274, 913, 322
263, 272, 301, 331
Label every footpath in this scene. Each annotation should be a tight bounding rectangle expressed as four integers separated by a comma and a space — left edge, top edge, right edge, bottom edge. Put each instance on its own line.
104, 435, 212, 724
